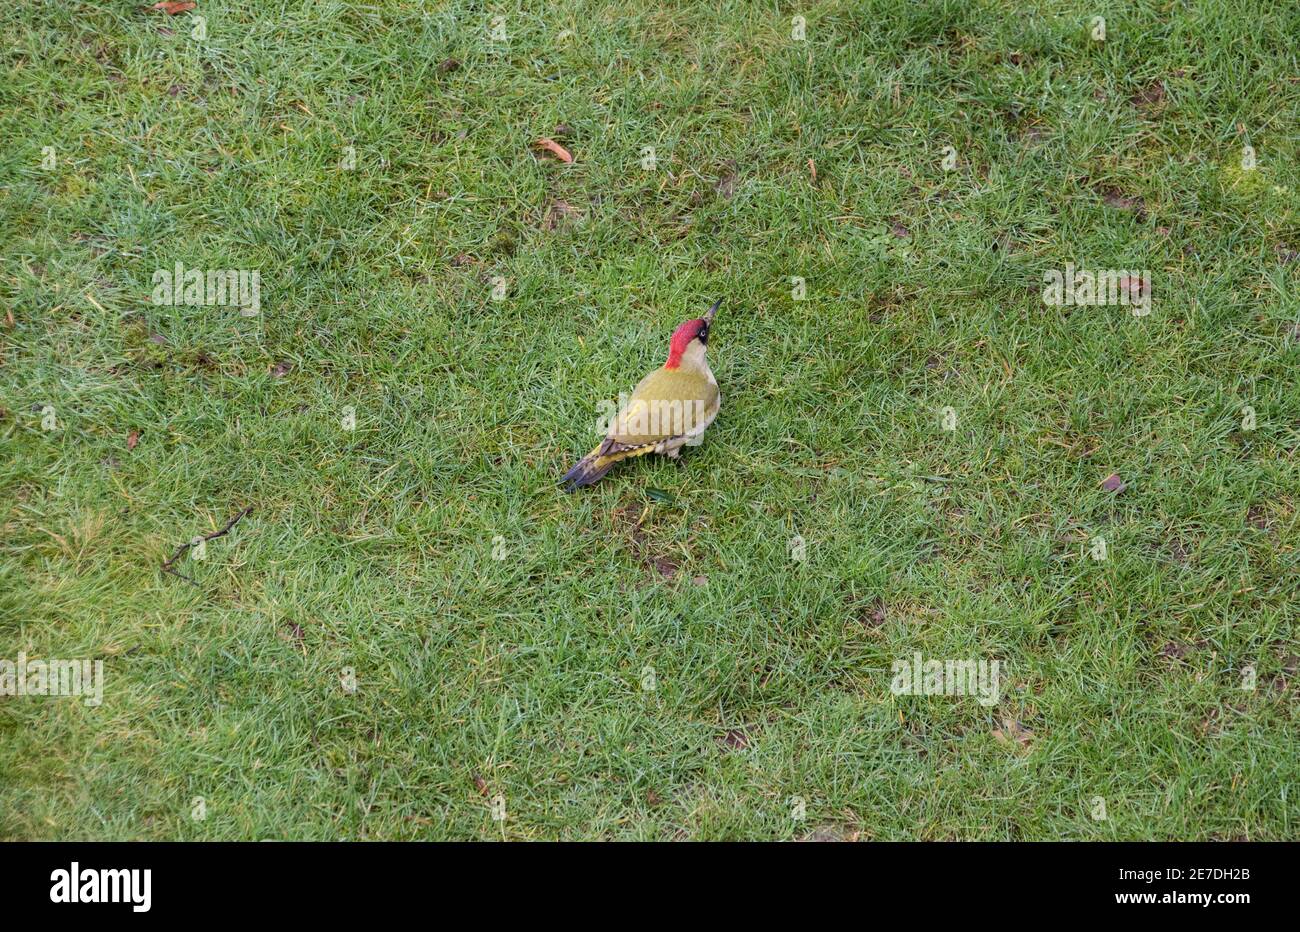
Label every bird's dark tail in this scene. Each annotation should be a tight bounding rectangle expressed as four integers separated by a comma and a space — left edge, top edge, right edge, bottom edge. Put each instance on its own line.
560, 438, 656, 492
561, 446, 618, 491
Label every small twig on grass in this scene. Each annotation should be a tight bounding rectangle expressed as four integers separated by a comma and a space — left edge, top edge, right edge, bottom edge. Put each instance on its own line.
161, 506, 254, 586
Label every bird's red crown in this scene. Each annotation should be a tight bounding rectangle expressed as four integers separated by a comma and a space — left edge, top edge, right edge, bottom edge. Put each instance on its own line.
665, 318, 708, 369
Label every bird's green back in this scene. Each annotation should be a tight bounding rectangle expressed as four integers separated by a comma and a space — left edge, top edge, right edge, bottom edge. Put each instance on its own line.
609, 366, 719, 444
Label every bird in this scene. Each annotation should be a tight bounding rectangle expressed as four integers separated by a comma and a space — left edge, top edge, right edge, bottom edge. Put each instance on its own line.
561, 299, 722, 491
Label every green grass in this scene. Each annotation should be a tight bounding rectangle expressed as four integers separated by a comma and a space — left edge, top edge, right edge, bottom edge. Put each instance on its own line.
2, 0, 1298, 840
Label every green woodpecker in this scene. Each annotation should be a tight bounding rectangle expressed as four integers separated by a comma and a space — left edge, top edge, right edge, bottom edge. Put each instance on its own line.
562, 299, 722, 491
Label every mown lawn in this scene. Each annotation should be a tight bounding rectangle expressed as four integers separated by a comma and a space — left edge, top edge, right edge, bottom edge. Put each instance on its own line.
1, 0, 1297, 840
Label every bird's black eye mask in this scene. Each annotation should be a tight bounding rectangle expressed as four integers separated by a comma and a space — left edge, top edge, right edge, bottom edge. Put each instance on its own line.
698, 323, 710, 345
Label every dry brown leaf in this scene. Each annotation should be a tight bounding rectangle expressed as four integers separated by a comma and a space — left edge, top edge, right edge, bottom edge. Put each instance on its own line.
150, 1, 196, 14
1117, 274, 1148, 300
532, 137, 573, 163
651, 555, 678, 579
993, 718, 1034, 749
720, 728, 749, 750
126, 429, 140, 451
858, 599, 886, 628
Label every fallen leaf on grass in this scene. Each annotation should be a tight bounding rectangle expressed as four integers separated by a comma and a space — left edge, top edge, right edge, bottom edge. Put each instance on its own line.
127, 429, 140, 450
150, 1, 196, 13
472, 774, 488, 796
720, 728, 749, 750
1117, 274, 1148, 300
651, 556, 678, 579
858, 599, 887, 628
993, 718, 1034, 749
532, 138, 573, 163
1100, 473, 1126, 493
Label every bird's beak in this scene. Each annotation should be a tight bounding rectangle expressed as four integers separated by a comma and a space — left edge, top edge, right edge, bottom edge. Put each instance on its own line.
703, 298, 721, 324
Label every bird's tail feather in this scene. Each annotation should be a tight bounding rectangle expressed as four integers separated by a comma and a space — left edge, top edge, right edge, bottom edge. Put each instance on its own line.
561, 439, 655, 491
